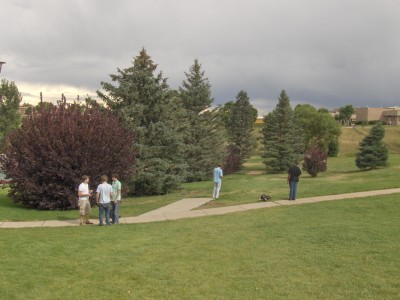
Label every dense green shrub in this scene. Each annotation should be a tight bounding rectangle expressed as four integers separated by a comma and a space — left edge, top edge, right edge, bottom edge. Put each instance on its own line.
1, 104, 136, 210
223, 144, 241, 175
327, 138, 339, 157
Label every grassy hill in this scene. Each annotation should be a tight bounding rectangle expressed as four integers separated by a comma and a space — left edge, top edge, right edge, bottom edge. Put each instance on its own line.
254, 123, 400, 157
338, 125, 400, 156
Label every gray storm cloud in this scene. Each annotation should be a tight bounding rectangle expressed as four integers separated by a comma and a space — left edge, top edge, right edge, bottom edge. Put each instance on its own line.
2, 0, 400, 112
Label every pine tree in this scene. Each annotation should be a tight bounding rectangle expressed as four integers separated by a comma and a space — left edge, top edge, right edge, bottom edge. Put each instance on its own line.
227, 90, 258, 163
179, 59, 212, 113
179, 59, 225, 181
262, 90, 304, 173
98, 48, 187, 195
355, 122, 388, 169
0, 79, 22, 150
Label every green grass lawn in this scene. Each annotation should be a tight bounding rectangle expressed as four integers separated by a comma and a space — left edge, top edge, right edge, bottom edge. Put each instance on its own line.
1, 153, 399, 221
1, 194, 399, 299
1, 128, 400, 299
1, 125, 399, 222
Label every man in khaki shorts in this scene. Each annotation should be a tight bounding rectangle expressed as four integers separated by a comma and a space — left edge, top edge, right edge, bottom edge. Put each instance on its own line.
78, 175, 94, 225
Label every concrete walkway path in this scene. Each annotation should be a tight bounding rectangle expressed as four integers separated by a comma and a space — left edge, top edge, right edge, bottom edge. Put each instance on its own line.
1, 188, 399, 229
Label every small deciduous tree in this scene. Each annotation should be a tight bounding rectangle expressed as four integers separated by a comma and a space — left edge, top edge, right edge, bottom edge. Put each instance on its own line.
302, 146, 327, 177
355, 122, 388, 170
0, 79, 22, 150
294, 104, 341, 153
336, 105, 354, 126
1, 104, 136, 210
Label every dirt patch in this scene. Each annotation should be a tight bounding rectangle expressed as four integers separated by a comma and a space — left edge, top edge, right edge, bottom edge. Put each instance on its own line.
246, 171, 264, 175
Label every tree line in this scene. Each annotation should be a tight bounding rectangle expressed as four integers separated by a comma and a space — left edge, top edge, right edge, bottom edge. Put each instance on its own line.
0, 49, 258, 209
0, 48, 388, 210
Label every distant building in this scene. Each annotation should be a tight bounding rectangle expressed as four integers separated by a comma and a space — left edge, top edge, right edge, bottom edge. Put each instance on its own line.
18, 105, 30, 116
355, 107, 400, 125
255, 116, 264, 124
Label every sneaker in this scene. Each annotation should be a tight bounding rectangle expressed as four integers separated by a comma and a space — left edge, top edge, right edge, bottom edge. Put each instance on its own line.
85, 221, 94, 224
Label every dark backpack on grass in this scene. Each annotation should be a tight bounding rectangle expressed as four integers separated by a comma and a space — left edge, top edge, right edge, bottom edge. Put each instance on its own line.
260, 194, 271, 201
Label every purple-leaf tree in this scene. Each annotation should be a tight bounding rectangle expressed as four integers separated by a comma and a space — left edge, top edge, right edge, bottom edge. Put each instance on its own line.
1, 103, 136, 210
302, 146, 327, 177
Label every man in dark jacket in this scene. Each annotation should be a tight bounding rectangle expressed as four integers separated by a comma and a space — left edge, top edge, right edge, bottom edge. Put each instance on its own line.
287, 161, 302, 200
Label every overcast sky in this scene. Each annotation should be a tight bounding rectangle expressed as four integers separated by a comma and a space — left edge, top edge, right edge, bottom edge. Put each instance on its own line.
2, 0, 400, 115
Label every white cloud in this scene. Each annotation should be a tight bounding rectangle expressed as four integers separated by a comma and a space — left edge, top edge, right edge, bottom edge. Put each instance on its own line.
17, 82, 96, 105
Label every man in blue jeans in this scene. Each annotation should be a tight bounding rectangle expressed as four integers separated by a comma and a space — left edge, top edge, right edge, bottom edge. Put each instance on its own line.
96, 175, 113, 226
287, 161, 302, 200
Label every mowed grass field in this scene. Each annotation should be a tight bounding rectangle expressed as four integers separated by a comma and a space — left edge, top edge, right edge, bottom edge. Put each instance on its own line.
1, 126, 399, 221
0, 194, 399, 299
0, 125, 399, 299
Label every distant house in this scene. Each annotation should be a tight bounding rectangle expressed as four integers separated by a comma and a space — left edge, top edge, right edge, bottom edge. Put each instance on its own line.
355, 107, 400, 125
18, 105, 30, 116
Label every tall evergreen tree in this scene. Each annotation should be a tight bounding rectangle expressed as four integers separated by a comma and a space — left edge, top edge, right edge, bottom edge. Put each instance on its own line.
98, 48, 187, 195
179, 59, 225, 181
355, 122, 388, 169
226, 90, 258, 162
179, 59, 212, 113
0, 79, 22, 150
262, 90, 304, 173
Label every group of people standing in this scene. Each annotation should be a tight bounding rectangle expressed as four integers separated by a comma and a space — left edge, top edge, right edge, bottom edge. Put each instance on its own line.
77, 174, 122, 226
76, 162, 301, 226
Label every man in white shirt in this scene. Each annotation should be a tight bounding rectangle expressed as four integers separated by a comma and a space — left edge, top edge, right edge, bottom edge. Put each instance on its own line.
78, 175, 93, 225
96, 175, 113, 226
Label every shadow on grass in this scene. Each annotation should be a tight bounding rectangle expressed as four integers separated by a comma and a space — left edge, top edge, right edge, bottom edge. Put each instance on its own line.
331, 168, 387, 175
0, 193, 78, 221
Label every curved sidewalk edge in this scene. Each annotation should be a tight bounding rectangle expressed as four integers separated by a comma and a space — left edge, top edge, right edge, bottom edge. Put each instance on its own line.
1, 188, 399, 229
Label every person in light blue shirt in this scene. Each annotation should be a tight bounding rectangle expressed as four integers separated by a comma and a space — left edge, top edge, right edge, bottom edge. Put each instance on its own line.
212, 164, 223, 199
111, 173, 122, 224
